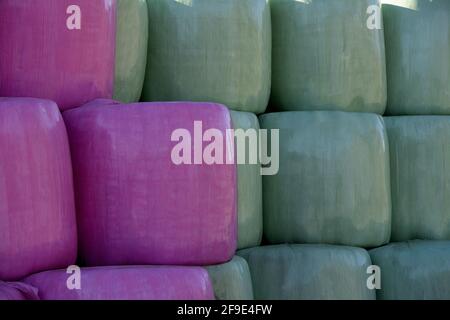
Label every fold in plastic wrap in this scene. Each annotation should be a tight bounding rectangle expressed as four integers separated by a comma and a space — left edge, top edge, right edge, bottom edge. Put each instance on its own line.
0, 282, 39, 301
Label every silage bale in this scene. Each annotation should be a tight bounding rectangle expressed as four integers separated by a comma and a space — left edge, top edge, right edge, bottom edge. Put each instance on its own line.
383, 0, 450, 115
0, 98, 77, 281
63, 99, 237, 266
24, 266, 214, 300
260, 111, 391, 247
113, 0, 149, 103
0, 282, 39, 301
270, 0, 386, 114
230, 111, 263, 249
142, 0, 271, 114
385, 116, 450, 241
206, 256, 254, 300
238, 244, 375, 300
370, 240, 450, 300
0, 0, 116, 110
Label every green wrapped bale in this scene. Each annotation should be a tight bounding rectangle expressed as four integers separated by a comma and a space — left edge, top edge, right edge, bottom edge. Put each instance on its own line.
370, 240, 450, 300
114, 0, 149, 103
383, 0, 450, 115
270, 0, 386, 114
238, 244, 375, 300
385, 117, 450, 241
230, 111, 263, 249
206, 256, 254, 300
142, 0, 271, 114
260, 112, 391, 247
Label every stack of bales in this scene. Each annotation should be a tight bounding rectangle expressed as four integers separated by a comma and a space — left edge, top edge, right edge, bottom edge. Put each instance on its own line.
0, 0, 271, 300
237, 0, 390, 300
2, 0, 450, 301
370, 0, 450, 300
0, 0, 231, 300
139, 0, 272, 300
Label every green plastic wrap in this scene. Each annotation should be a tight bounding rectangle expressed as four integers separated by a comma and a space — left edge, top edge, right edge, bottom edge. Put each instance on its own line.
260, 112, 391, 247
206, 256, 254, 300
238, 244, 375, 300
370, 240, 450, 300
385, 117, 450, 241
382, 0, 450, 115
230, 111, 263, 250
142, 0, 271, 114
270, 0, 386, 114
113, 0, 149, 103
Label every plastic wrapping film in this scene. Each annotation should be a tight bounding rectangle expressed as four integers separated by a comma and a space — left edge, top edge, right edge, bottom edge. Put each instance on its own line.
24, 266, 214, 300
113, 0, 149, 103
0, 282, 39, 301
142, 0, 271, 114
259, 111, 391, 247
63, 99, 237, 266
206, 256, 254, 300
270, 0, 386, 114
230, 111, 263, 250
370, 241, 450, 300
238, 244, 375, 300
385, 116, 450, 241
0, 98, 77, 281
382, 0, 450, 115
0, 0, 116, 110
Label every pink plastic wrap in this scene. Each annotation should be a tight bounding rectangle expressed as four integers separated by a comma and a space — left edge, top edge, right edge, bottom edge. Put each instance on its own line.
0, 281, 39, 300
0, 0, 116, 110
63, 100, 237, 266
24, 266, 214, 300
0, 98, 77, 281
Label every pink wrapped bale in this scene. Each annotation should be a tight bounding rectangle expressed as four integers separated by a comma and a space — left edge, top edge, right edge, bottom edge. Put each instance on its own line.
0, 0, 116, 110
63, 100, 237, 266
0, 98, 77, 281
0, 281, 39, 300
24, 266, 214, 300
